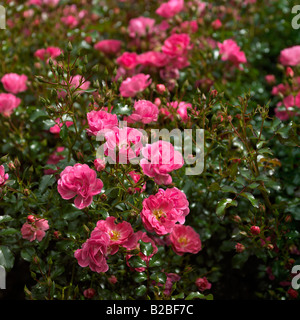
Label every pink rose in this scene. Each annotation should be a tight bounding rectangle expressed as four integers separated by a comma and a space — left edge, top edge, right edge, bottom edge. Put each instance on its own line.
140, 140, 184, 185
169, 224, 202, 255
94, 40, 122, 55
116, 52, 139, 69
74, 229, 110, 273
1, 73, 28, 94
94, 158, 106, 172
0, 93, 21, 117
279, 46, 300, 66
211, 19, 222, 30
119, 73, 152, 98
156, 0, 184, 19
162, 33, 191, 57
21, 218, 49, 242
61, 15, 78, 28
49, 118, 74, 134
94, 216, 134, 254
195, 277, 212, 292
164, 273, 181, 295
34, 47, 62, 61
86, 110, 118, 136
140, 187, 189, 235
103, 126, 145, 163
0, 165, 9, 186
265, 74, 276, 85
128, 16, 155, 37
126, 100, 159, 124
126, 231, 158, 272
167, 101, 192, 122
57, 163, 103, 209
137, 51, 169, 68
44, 147, 65, 175
218, 39, 247, 67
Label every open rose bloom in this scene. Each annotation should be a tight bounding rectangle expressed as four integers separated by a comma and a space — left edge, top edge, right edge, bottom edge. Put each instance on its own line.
140, 140, 184, 185
141, 187, 189, 235
1, 73, 28, 94
21, 218, 49, 242
57, 164, 103, 209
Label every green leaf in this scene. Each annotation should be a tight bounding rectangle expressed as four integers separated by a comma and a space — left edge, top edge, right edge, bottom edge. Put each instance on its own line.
134, 272, 148, 283
0, 245, 15, 270
248, 182, 260, 189
208, 182, 220, 192
29, 109, 48, 122
39, 174, 56, 194
135, 284, 147, 297
59, 123, 69, 141
216, 198, 238, 217
149, 254, 162, 268
171, 292, 185, 300
0, 228, 19, 236
21, 247, 36, 262
0, 215, 13, 224
221, 185, 237, 193
128, 256, 147, 269
150, 271, 167, 284
139, 240, 153, 257
185, 292, 205, 300
240, 192, 259, 208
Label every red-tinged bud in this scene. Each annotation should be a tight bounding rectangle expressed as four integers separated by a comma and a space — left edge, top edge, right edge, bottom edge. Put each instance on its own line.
250, 226, 261, 235
83, 288, 96, 299
287, 288, 298, 299
100, 193, 107, 201
53, 231, 61, 239
127, 187, 135, 195
233, 215, 241, 223
285, 215, 292, 223
235, 243, 245, 253
156, 84, 166, 94
94, 158, 105, 172
154, 97, 161, 107
27, 215, 35, 223
108, 275, 118, 284
286, 67, 294, 78
267, 244, 274, 251
8, 162, 15, 170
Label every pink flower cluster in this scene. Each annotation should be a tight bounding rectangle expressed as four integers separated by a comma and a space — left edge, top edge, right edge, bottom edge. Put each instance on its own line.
0, 165, 9, 186
218, 39, 247, 68
141, 187, 190, 235
57, 163, 103, 209
75, 217, 156, 273
21, 215, 49, 242
0, 73, 27, 116
125, 100, 159, 124
140, 140, 184, 185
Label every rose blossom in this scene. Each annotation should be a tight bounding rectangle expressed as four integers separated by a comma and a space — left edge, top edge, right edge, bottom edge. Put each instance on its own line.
83, 288, 96, 299
103, 126, 145, 163
195, 277, 212, 292
140, 140, 184, 185
0, 165, 9, 186
94, 158, 106, 172
128, 16, 155, 37
140, 188, 189, 235
74, 229, 110, 273
169, 224, 202, 255
44, 147, 65, 175
86, 110, 118, 136
21, 217, 49, 242
119, 73, 152, 98
162, 33, 191, 57
125, 100, 159, 124
137, 51, 169, 68
34, 46, 62, 61
49, 118, 74, 134
1, 73, 28, 94
0, 93, 21, 116
156, 0, 184, 19
57, 163, 103, 209
164, 273, 181, 295
116, 52, 139, 69
93, 216, 134, 254
218, 39, 247, 67
94, 40, 122, 55
279, 46, 300, 66
58, 75, 90, 99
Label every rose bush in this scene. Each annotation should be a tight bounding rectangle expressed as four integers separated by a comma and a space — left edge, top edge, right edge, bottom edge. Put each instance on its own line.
0, 0, 299, 301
